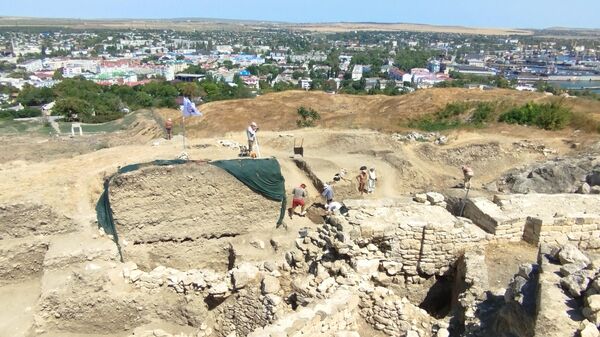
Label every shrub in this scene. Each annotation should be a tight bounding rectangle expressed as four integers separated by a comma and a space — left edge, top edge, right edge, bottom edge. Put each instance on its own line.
0, 107, 42, 119
498, 101, 571, 130
296, 106, 321, 127
471, 102, 494, 124
436, 102, 469, 119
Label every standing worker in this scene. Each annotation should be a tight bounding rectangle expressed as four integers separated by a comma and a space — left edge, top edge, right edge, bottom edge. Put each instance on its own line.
367, 167, 377, 194
165, 118, 173, 140
462, 165, 474, 190
356, 167, 368, 196
321, 182, 334, 206
246, 122, 258, 152
288, 183, 308, 219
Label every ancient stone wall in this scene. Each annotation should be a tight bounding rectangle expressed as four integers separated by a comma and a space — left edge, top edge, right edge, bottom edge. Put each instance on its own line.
524, 216, 600, 250
344, 200, 489, 279
462, 194, 600, 251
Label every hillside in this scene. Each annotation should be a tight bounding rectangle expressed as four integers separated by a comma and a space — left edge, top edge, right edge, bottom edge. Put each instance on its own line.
156, 88, 600, 137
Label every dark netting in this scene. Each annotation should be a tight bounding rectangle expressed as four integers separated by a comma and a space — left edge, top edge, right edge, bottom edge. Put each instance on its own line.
210, 158, 287, 226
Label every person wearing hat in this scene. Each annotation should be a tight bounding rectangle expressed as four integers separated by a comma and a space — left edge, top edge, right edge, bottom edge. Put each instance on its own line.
462, 165, 474, 190
165, 118, 173, 140
247, 122, 258, 152
367, 167, 377, 193
288, 183, 308, 218
356, 167, 368, 196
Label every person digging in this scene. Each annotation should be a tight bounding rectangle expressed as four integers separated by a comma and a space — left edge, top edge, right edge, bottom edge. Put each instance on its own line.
288, 183, 308, 219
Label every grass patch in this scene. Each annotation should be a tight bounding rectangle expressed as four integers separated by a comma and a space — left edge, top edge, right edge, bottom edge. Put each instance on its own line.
57, 111, 140, 134
570, 111, 600, 133
0, 119, 53, 135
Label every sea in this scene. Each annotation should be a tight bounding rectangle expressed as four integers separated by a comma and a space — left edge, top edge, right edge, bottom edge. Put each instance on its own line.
550, 80, 600, 94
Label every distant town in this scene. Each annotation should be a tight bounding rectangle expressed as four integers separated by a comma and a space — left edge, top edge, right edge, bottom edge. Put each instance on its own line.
1, 26, 599, 122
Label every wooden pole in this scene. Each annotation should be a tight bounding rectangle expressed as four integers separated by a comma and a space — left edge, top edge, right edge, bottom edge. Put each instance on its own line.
182, 116, 186, 150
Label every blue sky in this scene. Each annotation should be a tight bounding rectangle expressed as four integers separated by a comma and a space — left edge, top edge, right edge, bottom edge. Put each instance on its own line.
1, 0, 599, 29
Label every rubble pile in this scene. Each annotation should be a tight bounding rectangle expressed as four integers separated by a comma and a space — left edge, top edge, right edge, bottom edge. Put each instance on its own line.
392, 132, 448, 145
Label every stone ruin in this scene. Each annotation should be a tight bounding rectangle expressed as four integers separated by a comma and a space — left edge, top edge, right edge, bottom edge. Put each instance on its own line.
1, 163, 600, 337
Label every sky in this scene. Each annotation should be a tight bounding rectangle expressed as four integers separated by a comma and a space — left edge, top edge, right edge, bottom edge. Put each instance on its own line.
1, 0, 599, 29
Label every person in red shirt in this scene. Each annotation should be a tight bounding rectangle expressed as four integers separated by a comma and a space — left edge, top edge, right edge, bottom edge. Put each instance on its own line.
288, 183, 308, 219
165, 118, 173, 140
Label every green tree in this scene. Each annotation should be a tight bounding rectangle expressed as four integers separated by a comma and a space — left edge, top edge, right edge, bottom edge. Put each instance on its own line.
53, 97, 92, 121
17, 84, 55, 106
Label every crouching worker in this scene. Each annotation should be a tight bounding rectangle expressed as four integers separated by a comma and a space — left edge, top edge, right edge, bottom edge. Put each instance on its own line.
325, 201, 348, 216
288, 183, 308, 219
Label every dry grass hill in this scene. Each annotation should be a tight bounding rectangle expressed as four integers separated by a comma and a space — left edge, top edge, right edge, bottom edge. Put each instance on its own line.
155, 89, 600, 138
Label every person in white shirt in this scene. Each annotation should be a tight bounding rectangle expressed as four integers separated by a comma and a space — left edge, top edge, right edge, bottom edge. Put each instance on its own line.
246, 122, 258, 152
367, 167, 377, 193
326, 201, 343, 213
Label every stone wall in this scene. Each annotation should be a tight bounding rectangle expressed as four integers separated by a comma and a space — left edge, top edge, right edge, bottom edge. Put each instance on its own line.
462, 194, 600, 251
248, 288, 360, 337
524, 216, 600, 250
462, 198, 525, 241
344, 200, 489, 279
357, 285, 445, 337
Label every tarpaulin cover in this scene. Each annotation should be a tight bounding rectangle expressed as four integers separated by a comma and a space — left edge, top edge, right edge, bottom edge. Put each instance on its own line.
210, 157, 287, 225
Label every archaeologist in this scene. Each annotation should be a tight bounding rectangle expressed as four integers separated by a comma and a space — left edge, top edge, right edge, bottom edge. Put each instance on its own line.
462, 165, 474, 190
165, 118, 173, 140
321, 182, 334, 205
288, 183, 308, 218
356, 167, 368, 196
367, 167, 377, 193
325, 201, 346, 215
333, 168, 351, 183
246, 122, 258, 152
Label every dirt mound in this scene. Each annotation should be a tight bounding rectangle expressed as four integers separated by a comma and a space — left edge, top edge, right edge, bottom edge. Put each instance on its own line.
109, 162, 281, 271
416, 142, 504, 167
0, 203, 75, 239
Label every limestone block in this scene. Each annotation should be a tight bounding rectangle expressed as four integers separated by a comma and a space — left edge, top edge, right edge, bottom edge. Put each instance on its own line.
262, 275, 281, 295
580, 320, 600, 337
426, 192, 445, 204
413, 194, 427, 203
558, 244, 591, 266
231, 263, 260, 290
354, 259, 380, 275
587, 295, 600, 313
561, 271, 593, 297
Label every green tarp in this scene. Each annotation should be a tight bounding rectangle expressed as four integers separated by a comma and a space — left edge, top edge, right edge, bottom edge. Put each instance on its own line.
96, 158, 287, 261
210, 158, 287, 226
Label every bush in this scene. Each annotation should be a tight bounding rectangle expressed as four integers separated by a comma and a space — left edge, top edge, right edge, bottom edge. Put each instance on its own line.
436, 102, 469, 119
296, 106, 321, 127
0, 107, 42, 119
471, 102, 494, 124
499, 101, 571, 130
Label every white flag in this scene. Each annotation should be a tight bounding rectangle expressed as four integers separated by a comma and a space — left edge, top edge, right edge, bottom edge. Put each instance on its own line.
181, 97, 202, 117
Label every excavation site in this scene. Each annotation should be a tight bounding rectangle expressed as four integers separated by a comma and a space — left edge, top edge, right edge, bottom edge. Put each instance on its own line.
2, 92, 600, 337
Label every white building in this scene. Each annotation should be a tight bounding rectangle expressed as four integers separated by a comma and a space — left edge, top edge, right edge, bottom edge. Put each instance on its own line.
299, 78, 312, 90
18, 59, 43, 72
352, 65, 364, 81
